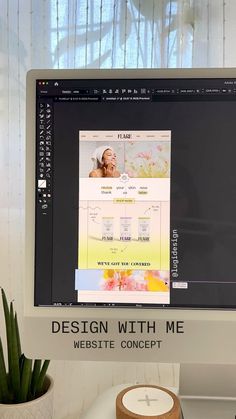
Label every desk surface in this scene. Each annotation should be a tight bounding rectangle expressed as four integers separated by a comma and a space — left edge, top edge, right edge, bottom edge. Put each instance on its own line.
80, 384, 236, 419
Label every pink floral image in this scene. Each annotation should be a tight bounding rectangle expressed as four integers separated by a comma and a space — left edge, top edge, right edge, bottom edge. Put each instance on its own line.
125, 142, 170, 178
100, 270, 169, 292
136, 151, 152, 160
101, 269, 147, 291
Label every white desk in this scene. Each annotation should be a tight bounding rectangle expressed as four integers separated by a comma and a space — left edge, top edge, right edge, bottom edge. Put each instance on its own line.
80, 384, 236, 419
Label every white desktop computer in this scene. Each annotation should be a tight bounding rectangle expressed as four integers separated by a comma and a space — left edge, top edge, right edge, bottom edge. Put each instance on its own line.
24, 70, 236, 416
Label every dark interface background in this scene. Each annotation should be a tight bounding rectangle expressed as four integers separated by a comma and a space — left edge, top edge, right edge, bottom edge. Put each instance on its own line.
34, 78, 236, 308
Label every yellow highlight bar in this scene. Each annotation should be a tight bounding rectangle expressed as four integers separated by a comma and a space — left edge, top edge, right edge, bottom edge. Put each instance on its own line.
113, 198, 135, 204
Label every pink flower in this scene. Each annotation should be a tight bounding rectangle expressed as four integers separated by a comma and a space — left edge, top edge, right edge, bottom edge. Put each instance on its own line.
102, 277, 118, 291
136, 151, 152, 160
135, 282, 148, 291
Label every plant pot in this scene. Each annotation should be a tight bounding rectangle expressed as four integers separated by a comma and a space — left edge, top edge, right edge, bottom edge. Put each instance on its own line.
0, 375, 54, 419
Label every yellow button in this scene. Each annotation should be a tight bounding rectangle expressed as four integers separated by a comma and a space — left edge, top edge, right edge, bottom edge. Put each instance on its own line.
113, 198, 135, 204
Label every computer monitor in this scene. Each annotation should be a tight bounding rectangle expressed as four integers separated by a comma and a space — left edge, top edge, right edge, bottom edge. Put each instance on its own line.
24, 68, 236, 362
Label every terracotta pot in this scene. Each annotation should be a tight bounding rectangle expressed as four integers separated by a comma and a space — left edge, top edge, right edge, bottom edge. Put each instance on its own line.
0, 375, 54, 419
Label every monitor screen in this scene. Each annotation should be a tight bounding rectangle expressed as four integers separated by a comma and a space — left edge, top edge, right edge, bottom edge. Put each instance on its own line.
30, 70, 236, 308
30, 69, 236, 310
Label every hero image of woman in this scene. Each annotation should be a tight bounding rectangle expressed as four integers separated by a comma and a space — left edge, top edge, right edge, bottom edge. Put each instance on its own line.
89, 145, 120, 178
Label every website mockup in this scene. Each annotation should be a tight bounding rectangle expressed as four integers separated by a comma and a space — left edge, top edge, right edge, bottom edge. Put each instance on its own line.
76, 130, 171, 304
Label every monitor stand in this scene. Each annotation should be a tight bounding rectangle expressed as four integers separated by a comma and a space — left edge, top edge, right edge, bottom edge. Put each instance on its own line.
180, 363, 236, 398
180, 363, 236, 419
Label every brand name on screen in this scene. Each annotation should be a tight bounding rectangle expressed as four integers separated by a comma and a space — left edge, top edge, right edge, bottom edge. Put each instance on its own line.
117, 133, 131, 139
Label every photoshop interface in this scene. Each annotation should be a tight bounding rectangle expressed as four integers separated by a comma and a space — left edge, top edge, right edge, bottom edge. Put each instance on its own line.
35, 78, 236, 308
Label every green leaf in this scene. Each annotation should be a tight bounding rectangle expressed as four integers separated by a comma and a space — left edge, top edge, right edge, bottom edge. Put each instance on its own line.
9, 301, 21, 398
19, 353, 25, 373
35, 360, 50, 397
1, 289, 12, 374
31, 359, 41, 397
14, 313, 22, 359
18, 357, 32, 403
0, 337, 10, 403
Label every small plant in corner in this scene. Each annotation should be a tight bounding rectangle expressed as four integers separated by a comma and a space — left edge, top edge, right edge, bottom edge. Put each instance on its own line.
0, 288, 50, 404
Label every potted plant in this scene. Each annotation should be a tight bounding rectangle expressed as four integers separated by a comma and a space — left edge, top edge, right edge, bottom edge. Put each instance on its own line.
0, 288, 53, 418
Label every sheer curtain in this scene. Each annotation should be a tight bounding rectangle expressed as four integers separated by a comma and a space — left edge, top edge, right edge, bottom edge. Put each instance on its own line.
49, 0, 193, 69
0, 0, 194, 324
1, 1, 236, 418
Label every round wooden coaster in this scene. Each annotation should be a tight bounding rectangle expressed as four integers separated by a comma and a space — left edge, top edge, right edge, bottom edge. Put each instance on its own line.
116, 385, 181, 419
